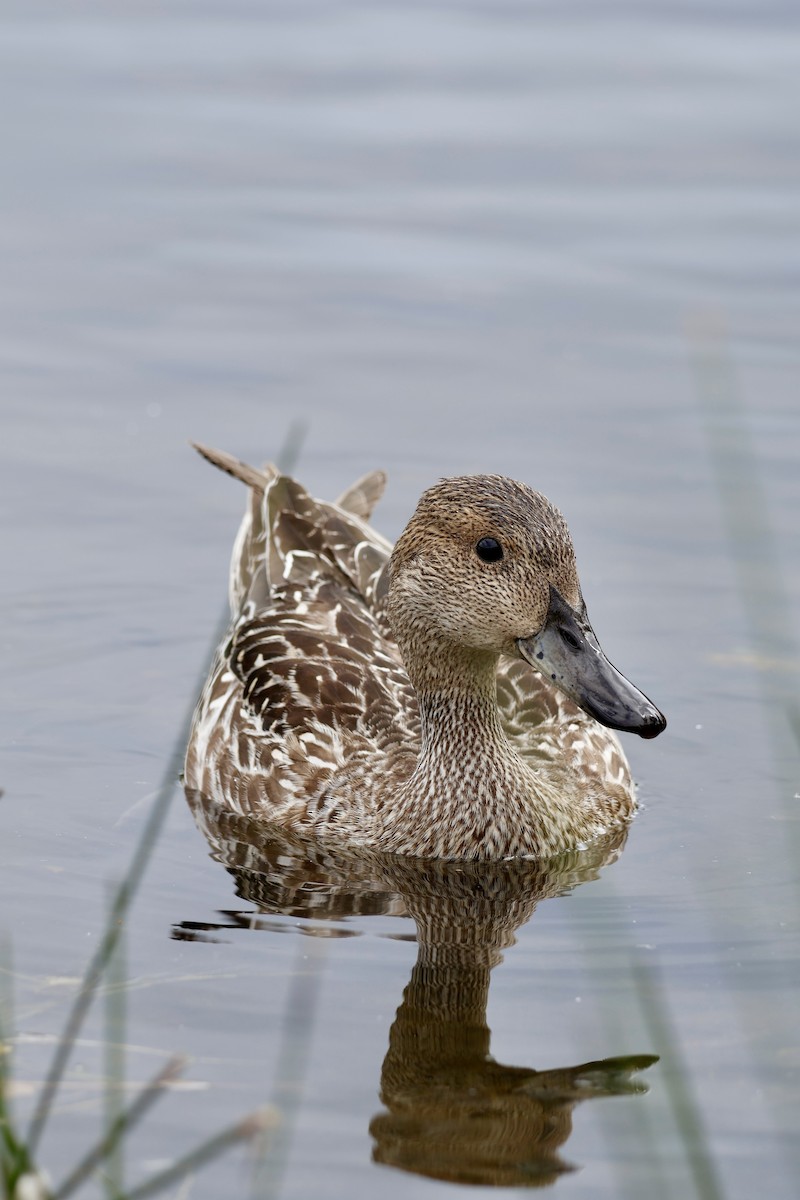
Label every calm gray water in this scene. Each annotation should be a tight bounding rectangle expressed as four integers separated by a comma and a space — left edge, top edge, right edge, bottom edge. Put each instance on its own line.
1, 2, 799, 1197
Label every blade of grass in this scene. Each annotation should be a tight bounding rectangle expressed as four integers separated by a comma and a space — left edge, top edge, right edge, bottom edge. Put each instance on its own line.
104, 884, 127, 1198
25, 760, 184, 1155
250, 936, 327, 1200
118, 1106, 278, 1200
274, 420, 308, 479
632, 954, 726, 1200
578, 958, 672, 1200
53, 1057, 186, 1200
691, 320, 799, 1182
1, 941, 36, 1195
691, 318, 799, 807
25, 422, 307, 1157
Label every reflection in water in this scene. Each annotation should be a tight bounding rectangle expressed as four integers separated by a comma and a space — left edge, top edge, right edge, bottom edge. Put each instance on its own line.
183, 789, 657, 1188
372, 890, 654, 1187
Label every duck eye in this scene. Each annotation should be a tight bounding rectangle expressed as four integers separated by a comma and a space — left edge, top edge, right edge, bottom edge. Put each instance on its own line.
476, 537, 503, 563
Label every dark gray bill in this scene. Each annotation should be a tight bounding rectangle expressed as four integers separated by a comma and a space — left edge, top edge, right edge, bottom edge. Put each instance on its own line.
517, 586, 666, 739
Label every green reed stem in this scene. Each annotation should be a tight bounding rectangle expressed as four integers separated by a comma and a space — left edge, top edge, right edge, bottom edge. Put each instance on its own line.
104, 883, 127, 1198
53, 1058, 186, 1200
691, 315, 799, 1185
26, 421, 307, 1159
119, 1107, 278, 1200
632, 955, 726, 1200
691, 320, 799, 803
250, 936, 327, 1199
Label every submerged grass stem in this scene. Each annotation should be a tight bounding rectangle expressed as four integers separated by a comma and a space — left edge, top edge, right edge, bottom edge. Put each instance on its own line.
632, 955, 726, 1200
4, 424, 309, 1196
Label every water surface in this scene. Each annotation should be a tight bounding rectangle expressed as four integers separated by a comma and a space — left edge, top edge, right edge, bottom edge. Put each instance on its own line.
1, 2, 798, 1197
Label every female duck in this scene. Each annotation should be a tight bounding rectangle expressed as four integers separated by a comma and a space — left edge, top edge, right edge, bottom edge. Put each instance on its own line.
185, 447, 665, 861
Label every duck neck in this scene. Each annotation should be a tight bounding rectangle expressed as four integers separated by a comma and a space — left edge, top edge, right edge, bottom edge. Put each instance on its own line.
407, 643, 513, 774
383, 631, 548, 856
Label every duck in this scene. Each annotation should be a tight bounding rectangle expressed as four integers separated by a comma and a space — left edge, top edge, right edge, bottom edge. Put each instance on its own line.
184, 446, 665, 861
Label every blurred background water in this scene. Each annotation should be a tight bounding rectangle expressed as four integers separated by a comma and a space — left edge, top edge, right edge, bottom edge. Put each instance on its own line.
1, 2, 798, 1197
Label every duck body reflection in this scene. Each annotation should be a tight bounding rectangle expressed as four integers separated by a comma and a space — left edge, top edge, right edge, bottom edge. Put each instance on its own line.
376, 954, 653, 1187
186, 448, 665, 860
181, 790, 657, 1188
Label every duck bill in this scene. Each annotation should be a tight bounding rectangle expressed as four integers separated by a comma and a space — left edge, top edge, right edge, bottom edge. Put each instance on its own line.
517, 586, 666, 739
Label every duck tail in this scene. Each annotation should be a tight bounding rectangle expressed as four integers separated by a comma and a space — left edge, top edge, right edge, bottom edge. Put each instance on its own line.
192, 443, 391, 619
192, 442, 278, 492
193, 442, 280, 615
335, 470, 387, 521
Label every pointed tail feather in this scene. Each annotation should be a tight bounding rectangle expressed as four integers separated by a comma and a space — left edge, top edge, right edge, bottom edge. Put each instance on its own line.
336, 470, 387, 521
193, 443, 392, 619
192, 442, 277, 491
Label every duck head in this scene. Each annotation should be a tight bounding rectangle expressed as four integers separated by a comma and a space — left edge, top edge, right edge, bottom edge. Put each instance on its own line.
387, 474, 666, 739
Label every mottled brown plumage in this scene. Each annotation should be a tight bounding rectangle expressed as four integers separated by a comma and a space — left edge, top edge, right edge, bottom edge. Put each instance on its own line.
185, 446, 664, 860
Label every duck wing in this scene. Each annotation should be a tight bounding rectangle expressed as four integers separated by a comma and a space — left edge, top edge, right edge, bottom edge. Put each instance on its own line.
225, 465, 419, 773
231, 578, 418, 751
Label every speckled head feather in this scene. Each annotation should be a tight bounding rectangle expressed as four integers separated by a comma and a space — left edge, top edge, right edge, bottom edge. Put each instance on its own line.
185, 450, 665, 861
388, 475, 582, 672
